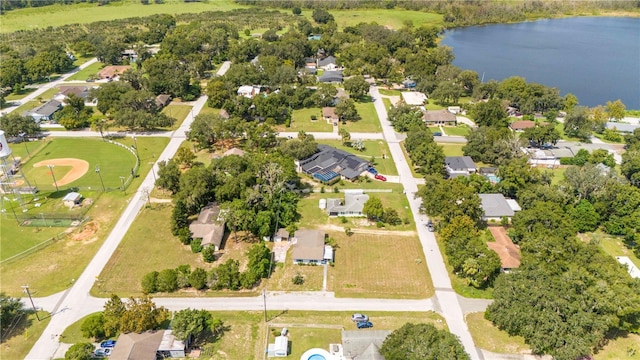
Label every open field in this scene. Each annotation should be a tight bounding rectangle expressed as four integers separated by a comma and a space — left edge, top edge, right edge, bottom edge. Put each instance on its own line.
343, 101, 382, 133
466, 312, 530, 354
441, 143, 465, 157
0, 311, 50, 360
316, 139, 397, 176
442, 125, 471, 137
281, 107, 333, 132
21, 138, 136, 191
0, 137, 169, 297
309, 8, 443, 30
267, 247, 325, 292
582, 231, 640, 269
0, 0, 249, 33
328, 231, 433, 299
4, 88, 37, 101
160, 104, 193, 131
66, 62, 104, 81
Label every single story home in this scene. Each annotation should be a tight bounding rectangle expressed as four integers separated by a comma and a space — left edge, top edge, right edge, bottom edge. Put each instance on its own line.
55, 86, 93, 102
318, 70, 343, 83
267, 335, 289, 357
24, 100, 62, 122
325, 190, 369, 217
322, 107, 339, 125
341, 330, 392, 360
223, 147, 245, 157
402, 79, 416, 89
98, 65, 131, 80
423, 109, 457, 126
62, 192, 82, 208
122, 49, 138, 62
298, 145, 370, 182
487, 226, 521, 272
189, 204, 225, 251
110, 330, 185, 360
317, 55, 339, 71
155, 94, 172, 108
401, 91, 427, 106
478, 193, 521, 222
291, 229, 332, 264
237, 85, 261, 98
445, 156, 477, 178
509, 120, 548, 132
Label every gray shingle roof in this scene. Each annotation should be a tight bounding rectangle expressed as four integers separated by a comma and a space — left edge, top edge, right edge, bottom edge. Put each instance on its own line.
479, 193, 516, 218
300, 145, 369, 180
318, 70, 343, 83
29, 100, 62, 117
342, 330, 392, 360
326, 193, 369, 215
445, 156, 476, 172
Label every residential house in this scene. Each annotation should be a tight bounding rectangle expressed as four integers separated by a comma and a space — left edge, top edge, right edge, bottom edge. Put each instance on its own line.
189, 204, 225, 251
223, 147, 245, 157
322, 107, 339, 125
487, 226, 521, 273
423, 109, 457, 126
62, 192, 82, 208
400, 91, 427, 106
98, 65, 131, 80
155, 94, 172, 108
402, 79, 416, 89
318, 70, 343, 83
318, 55, 339, 71
110, 330, 185, 360
237, 85, 261, 98
298, 145, 370, 182
447, 106, 461, 114
273, 228, 289, 242
24, 100, 62, 122
292, 229, 332, 264
606, 122, 639, 133
445, 156, 477, 178
509, 120, 536, 131
341, 330, 392, 360
55, 86, 93, 102
122, 49, 138, 62
478, 193, 521, 222
308, 34, 322, 41
267, 335, 289, 357
326, 190, 369, 217
479, 167, 500, 183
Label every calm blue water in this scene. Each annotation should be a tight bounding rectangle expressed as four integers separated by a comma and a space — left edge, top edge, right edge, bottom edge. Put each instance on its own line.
441, 17, 640, 108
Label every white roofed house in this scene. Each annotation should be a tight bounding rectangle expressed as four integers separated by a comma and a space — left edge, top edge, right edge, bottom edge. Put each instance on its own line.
401, 91, 427, 106
237, 85, 261, 98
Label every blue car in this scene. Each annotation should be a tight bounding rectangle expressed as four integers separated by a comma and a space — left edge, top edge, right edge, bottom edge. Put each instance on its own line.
356, 321, 373, 329
100, 340, 116, 348
367, 167, 378, 175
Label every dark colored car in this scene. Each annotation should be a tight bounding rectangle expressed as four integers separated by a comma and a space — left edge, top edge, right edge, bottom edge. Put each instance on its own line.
100, 340, 116, 348
426, 220, 435, 232
356, 321, 374, 329
374, 174, 387, 181
351, 313, 369, 322
94, 348, 111, 357
433, 132, 442, 136
367, 167, 378, 175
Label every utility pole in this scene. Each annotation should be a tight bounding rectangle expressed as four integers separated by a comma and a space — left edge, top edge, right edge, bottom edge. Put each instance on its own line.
95, 166, 106, 191
47, 164, 59, 191
21, 285, 40, 321
262, 289, 267, 323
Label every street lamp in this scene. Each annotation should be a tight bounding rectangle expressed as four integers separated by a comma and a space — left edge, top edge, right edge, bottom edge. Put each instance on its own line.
21, 285, 41, 321
47, 164, 59, 192
119, 176, 126, 194
95, 166, 106, 191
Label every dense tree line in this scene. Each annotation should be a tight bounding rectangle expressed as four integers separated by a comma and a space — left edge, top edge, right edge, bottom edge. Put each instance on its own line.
403, 126, 446, 178
0, 113, 41, 137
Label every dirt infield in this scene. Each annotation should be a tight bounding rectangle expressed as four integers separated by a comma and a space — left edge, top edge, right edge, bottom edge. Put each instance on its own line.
33, 158, 89, 186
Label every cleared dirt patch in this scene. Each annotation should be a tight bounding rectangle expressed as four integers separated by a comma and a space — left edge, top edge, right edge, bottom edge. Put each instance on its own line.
33, 158, 89, 186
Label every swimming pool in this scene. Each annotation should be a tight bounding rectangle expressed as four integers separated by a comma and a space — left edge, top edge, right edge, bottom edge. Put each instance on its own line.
308, 355, 326, 360
300, 348, 335, 360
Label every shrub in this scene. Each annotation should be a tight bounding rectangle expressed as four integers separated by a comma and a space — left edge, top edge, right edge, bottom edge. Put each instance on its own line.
190, 238, 203, 253
80, 313, 105, 340
157, 269, 178, 292
292, 272, 305, 285
176, 265, 191, 288
65, 343, 94, 360
340, 216, 348, 224
310, 114, 317, 120
202, 246, 216, 263
376, 221, 384, 228
333, 186, 339, 193
141, 271, 158, 294
177, 227, 192, 245
189, 268, 208, 290
320, 186, 325, 193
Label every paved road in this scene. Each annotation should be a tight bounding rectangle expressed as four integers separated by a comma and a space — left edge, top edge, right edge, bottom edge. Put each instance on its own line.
1, 58, 100, 115
25, 95, 209, 360
370, 86, 482, 360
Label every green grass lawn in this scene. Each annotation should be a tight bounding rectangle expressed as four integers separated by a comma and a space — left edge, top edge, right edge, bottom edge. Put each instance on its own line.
4, 88, 37, 101
594, 331, 640, 360
316, 139, 397, 175
0, 311, 50, 360
13, 100, 40, 114
544, 166, 567, 186
160, 104, 192, 131
583, 231, 640, 269
0, 0, 249, 33
328, 231, 433, 299
382, 97, 392, 111
280, 107, 333, 132
342, 101, 382, 133
0, 137, 169, 297
21, 138, 137, 191
60, 313, 100, 344
442, 125, 471, 137
305, 8, 443, 30
378, 89, 402, 96
66, 62, 104, 81
267, 248, 325, 292
466, 312, 530, 354
441, 143, 465, 157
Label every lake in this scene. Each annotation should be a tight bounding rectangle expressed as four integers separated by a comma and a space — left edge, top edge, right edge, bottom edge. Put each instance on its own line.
441, 17, 640, 109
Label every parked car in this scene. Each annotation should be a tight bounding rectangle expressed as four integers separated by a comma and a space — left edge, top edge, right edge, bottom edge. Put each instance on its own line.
94, 348, 111, 357
351, 313, 369, 322
356, 321, 374, 329
374, 174, 386, 181
426, 220, 435, 232
100, 340, 116, 348
367, 167, 378, 175
433, 132, 442, 136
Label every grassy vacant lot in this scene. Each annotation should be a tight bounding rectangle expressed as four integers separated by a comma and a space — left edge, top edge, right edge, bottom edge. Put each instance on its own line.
440, 143, 465, 157
21, 138, 136, 191
66, 62, 104, 81
584, 231, 640, 269
313, 8, 443, 30
0, 137, 169, 297
211, 310, 444, 360
0, 311, 50, 360
4, 88, 37, 101
282, 107, 333, 132
466, 312, 530, 354
328, 231, 433, 299
0, 0, 249, 33
316, 139, 397, 175
268, 248, 325, 292
442, 125, 471, 137
594, 331, 640, 360
160, 104, 192, 131
343, 101, 382, 133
